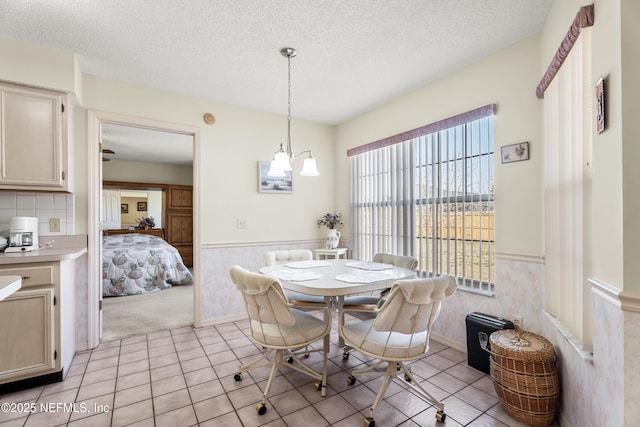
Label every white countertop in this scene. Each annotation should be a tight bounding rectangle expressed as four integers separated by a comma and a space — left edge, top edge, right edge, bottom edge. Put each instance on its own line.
0, 275, 21, 301
0, 235, 87, 265
0, 246, 87, 264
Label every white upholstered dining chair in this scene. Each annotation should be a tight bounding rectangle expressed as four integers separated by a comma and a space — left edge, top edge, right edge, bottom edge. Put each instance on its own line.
229, 265, 331, 415
264, 249, 328, 306
340, 253, 419, 359
340, 275, 457, 426
341, 253, 419, 316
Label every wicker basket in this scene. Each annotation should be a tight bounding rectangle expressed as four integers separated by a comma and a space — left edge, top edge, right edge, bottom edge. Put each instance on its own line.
489, 329, 559, 427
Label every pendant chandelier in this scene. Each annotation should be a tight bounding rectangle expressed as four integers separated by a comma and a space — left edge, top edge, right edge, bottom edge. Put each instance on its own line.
267, 47, 319, 177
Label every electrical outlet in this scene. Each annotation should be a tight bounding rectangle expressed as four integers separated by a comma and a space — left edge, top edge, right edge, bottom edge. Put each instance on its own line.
236, 218, 248, 229
49, 218, 61, 232
513, 315, 523, 330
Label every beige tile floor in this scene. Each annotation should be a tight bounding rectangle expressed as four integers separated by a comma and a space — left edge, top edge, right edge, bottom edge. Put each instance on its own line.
0, 312, 560, 427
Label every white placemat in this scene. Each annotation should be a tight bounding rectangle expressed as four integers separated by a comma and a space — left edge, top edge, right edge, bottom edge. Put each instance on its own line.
335, 271, 392, 284
346, 261, 393, 271
284, 260, 332, 269
266, 269, 322, 282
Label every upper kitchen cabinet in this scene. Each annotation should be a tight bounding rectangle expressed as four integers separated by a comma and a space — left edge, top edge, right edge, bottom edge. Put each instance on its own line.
0, 82, 72, 192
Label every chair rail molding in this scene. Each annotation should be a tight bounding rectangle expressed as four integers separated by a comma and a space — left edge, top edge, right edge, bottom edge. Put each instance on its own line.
495, 251, 544, 264
590, 276, 640, 313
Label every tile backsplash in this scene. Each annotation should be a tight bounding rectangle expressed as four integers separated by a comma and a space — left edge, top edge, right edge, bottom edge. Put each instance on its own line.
0, 191, 74, 236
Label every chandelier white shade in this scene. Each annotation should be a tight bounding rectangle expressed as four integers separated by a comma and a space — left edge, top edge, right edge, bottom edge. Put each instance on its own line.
267, 47, 319, 177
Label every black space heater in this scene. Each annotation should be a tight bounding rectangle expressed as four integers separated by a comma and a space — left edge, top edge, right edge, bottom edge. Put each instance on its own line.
465, 312, 515, 374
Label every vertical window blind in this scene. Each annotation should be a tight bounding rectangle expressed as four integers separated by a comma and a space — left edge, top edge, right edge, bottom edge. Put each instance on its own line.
350, 106, 495, 293
543, 28, 593, 350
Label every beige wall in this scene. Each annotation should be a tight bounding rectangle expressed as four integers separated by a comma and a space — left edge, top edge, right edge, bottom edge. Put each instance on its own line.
103, 159, 193, 186
120, 196, 147, 228
620, 0, 640, 296
79, 74, 335, 244
0, 34, 337, 244
0, 35, 79, 96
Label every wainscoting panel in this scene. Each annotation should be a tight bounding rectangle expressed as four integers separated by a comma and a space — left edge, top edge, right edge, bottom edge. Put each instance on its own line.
198, 241, 323, 325
432, 254, 545, 347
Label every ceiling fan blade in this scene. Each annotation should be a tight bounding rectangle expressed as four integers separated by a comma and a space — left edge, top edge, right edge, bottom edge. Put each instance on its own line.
102, 157, 111, 161
102, 149, 115, 154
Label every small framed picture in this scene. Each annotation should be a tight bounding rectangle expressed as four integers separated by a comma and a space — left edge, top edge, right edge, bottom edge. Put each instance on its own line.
596, 77, 605, 134
121, 204, 129, 214
501, 142, 529, 164
137, 201, 147, 211
258, 161, 293, 193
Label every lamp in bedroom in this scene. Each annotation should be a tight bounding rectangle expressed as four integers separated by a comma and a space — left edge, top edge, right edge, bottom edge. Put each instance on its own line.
267, 47, 319, 177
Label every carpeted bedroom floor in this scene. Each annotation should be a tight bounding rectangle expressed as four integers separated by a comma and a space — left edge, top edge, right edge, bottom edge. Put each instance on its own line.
101, 284, 193, 342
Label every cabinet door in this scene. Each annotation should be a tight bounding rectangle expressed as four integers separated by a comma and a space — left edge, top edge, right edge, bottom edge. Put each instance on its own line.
0, 287, 55, 381
168, 187, 193, 209
0, 83, 68, 190
169, 215, 193, 244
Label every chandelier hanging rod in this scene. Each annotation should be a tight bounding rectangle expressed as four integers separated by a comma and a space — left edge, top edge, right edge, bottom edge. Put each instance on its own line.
268, 47, 319, 177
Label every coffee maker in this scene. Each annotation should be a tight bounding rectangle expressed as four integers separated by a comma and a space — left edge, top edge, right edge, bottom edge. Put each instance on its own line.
6, 217, 39, 252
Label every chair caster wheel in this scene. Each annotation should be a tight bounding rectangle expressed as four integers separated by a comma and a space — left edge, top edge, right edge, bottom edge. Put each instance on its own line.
364, 417, 375, 427
314, 380, 323, 390
347, 376, 356, 386
257, 403, 267, 415
234, 373, 242, 381
342, 352, 349, 360
287, 357, 294, 363
304, 352, 310, 358
435, 410, 446, 422
404, 373, 412, 382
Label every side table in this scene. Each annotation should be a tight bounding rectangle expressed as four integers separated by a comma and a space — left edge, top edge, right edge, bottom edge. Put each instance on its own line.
315, 248, 348, 260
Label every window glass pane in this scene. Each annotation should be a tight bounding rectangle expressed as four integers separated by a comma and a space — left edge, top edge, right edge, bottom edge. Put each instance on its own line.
351, 114, 494, 293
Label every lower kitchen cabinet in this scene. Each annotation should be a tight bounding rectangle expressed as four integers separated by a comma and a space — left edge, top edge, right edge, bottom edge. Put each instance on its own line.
0, 259, 75, 391
0, 287, 55, 380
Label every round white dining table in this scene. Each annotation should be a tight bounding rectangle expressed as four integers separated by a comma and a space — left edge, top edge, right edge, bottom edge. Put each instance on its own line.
259, 259, 416, 348
258, 258, 416, 298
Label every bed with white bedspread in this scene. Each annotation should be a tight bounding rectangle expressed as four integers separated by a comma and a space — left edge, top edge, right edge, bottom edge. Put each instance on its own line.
102, 233, 193, 297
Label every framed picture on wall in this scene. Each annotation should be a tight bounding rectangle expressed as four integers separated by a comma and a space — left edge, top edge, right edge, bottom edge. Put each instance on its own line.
121, 204, 128, 214
138, 202, 147, 211
258, 161, 293, 193
501, 142, 529, 164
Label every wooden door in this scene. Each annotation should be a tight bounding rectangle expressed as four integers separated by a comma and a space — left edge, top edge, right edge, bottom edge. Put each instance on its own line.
102, 189, 122, 230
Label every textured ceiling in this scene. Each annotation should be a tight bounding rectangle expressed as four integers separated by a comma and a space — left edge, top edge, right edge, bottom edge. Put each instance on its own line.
0, 0, 553, 164
100, 124, 194, 166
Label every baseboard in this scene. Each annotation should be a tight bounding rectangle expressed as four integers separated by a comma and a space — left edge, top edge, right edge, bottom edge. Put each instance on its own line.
75, 341, 89, 352
197, 313, 247, 328
430, 332, 465, 353
0, 371, 63, 394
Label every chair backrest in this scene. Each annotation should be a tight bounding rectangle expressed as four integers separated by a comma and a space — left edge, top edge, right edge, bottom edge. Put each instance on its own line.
265, 249, 313, 266
229, 265, 295, 326
373, 275, 457, 335
373, 253, 418, 270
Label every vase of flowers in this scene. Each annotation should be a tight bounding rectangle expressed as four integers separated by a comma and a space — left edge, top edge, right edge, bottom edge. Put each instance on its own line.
317, 213, 343, 249
136, 216, 155, 230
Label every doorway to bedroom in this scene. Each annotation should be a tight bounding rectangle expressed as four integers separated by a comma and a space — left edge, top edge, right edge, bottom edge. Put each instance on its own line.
87, 111, 200, 346
101, 186, 193, 341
